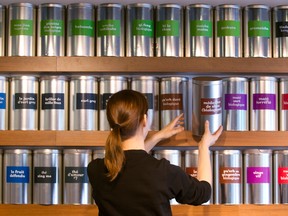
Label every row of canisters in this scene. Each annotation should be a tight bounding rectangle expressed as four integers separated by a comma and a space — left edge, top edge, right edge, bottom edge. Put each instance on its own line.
0, 148, 287, 205
0, 75, 288, 133
1, 3, 288, 57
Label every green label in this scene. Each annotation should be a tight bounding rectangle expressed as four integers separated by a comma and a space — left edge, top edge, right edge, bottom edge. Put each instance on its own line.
132, 20, 153, 37
217, 20, 240, 37
156, 20, 179, 37
248, 21, 270, 37
70, 19, 95, 37
190, 20, 212, 37
41, 20, 64, 36
97, 20, 120, 37
10, 20, 33, 36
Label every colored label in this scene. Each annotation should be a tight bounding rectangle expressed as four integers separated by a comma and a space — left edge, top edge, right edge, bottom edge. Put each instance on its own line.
143, 93, 154, 109
253, 93, 276, 110
282, 94, 288, 110
100, 93, 112, 110
275, 22, 288, 37
217, 20, 240, 37
132, 20, 153, 37
186, 167, 198, 178
225, 94, 247, 110
247, 167, 270, 184
70, 19, 95, 37
248, 21, 271, 37
157, 20, 179, 37
14, 93, 37, 110
41, 20, 64, 36
220, 167, 241, 184
97, 20, 120, 37
0, 93, 6, 109
201, 97, 222, 115
42, 93, 65, 110
76, 93, 98, 110
65, 167, 88, 183
278, 167, 288, 184
160, 94, 183, 110
34, 167, 57, 183
190, 20, 212, 37
6, 166, 30, 183
10, 20, 33, 36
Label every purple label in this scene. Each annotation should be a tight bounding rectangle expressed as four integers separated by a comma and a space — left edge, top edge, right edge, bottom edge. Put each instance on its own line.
253, 93, 276, 110
225, 94, 247, 110
247, 167, 270, 184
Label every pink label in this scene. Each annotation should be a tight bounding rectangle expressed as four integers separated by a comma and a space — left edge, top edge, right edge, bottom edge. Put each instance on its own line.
225, 94, 247, 110
282, 94, 288, 110
278, 167, 288, 184
253, 93, 276, 110
247, 167, 270, 184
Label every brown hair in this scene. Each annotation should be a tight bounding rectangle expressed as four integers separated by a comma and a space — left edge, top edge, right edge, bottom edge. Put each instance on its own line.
104, 89, 148, 181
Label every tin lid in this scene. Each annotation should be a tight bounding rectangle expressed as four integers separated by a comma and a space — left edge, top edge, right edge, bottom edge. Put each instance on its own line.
127, 3, 154, 9
11, 75, 38, 81
243, 149, 272, 154
34, 149, 60, 154
192, 76, 222, 85
68, 3, 94, 9
99, 3, 123, 9
280, 77, 288, 82
40, 75, 68, 81
131, 76, 158, 81
273, 5, 288, 10
0, 75, 8, 81
245, 4, 270, 10
214, 150, 242, 155
161, 76, 188, 82
4, 149, 32, 154
63, 149, 92, 154
274, 150, 288, 155
9, 3, 35, 8
250, 76, 278, 82
222, 77, 248, 82
187, 4, 212, 9
100, 76, 127, 81
157, 3, 182, 9
215, 4, 241, 9
39, 3, 65, 8
70, 75, 97, 81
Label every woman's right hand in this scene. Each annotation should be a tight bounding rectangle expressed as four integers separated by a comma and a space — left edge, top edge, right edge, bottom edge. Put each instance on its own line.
199, 120, 223, 148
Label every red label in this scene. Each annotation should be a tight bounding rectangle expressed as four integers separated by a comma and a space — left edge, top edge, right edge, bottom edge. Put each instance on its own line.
219, 167, 241, 184
278, 167, 288, 184
186, 167, 198, 178
200, 97, 222, 115
160, 94, 183, 110
282, 94, 288, 110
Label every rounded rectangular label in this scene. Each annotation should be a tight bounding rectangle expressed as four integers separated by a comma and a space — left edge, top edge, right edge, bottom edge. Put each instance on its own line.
6, 166, 30, 183
220, 167, 241, 184
0, 93, 6, 109
160, 93, 183, 110
278, 167, 288, 184
201, 97, 222, 115
253, 93, 276, 110
247, 167, 270, 184
225, 94, 247, 110
15, 93, 37, 110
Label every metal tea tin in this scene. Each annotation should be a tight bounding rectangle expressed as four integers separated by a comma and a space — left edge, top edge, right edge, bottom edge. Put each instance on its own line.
99, 76, 128, 130
250, 76, 278, 131
223, 77, 249, 131
156, 4, 183, 57
185, 4, 213, 57
244, 5, 271, 58
7, 3, 36, 56
274, 150, 288, 204
67, 3, 95, 56
192, 77, 222, 136
131, 76, 159, 130
10, 76, 38, 130
37, 3, 65, 56
0, 76, 8, 130
63, 149, 92, 204
3, 149, 32, 204
215, 4, 242, 57
33, 149, 62, 204
243, 149, 272, 204
214, 150, 243, 204
97, 3, 124, 57
126, 3, 154, 57
280, 77, 288, 131
0, 5, 5, 56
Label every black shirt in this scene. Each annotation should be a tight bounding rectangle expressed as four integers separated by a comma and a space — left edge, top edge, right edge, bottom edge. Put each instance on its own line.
87, 150, 211, 216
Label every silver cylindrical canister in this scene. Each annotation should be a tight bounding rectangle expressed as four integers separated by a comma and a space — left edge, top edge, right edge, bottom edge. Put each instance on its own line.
0, 5, 5, 56
63, 149, 92, 204
280, 77, 288, 131
8, 3, 36, 56
10, 76, 38, 130
244, 5, 271, 58
192, 77, 222, 136
37, 3, 65, 56
3, 149, 32, 204
156, 4, 183, 57
215, 4, 242, 57
97, 3, 124, 57
160, 77, 188, 129
67, 3, 95, 56
33, 149, 62, 204
273, 6, 288, 58
250, 76, 278, 131
40, 76, 68, 130
274, 150, 288, 204
131, 76, 159, 130
244, 149, 272, 204
185, 4, 213, 57
70, 76, 98, 131
214, 150, 243, 204
223, 77, 249, 131
0, 76, 8, 130
126, 3, 154, 57
99, 76, 128, 130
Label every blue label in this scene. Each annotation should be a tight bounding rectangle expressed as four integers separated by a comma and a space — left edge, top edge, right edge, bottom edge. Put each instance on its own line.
6, 166, 30, 183
15, 93, 37, 110
0, 93, 6, 109
42, 93, 65, 110
76, 93, 98, 110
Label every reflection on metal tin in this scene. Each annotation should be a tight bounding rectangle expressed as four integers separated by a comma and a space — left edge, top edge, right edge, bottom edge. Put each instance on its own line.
93, 149, 105, 159
0, 76, 8, 130
280, 77, 288, 131
0, 5, 5, 56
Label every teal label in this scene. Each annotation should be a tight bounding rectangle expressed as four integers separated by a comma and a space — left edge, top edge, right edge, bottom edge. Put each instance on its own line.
10, 20, 33, 36
41, 20, 64, 36
248, 21, 270, 37
132, 20, 153, 37
70, 19, 95, 37
190, 20, 212, 37
97, 20, 120, 37
156, 20, 179, 37
217, 20, 240, 37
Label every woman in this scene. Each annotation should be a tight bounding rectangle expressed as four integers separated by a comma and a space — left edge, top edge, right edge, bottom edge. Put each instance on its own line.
88, 89, 223, 216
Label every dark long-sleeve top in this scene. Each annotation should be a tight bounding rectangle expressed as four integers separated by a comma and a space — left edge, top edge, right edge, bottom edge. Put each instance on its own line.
87, 150, 211, 216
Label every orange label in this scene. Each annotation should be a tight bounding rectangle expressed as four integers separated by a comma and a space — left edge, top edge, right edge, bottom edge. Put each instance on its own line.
186, 167, 198, 178
219, 167, 241, 184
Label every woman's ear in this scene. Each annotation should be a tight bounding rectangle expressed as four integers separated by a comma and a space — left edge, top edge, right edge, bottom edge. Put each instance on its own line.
143, 114, 147, 127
